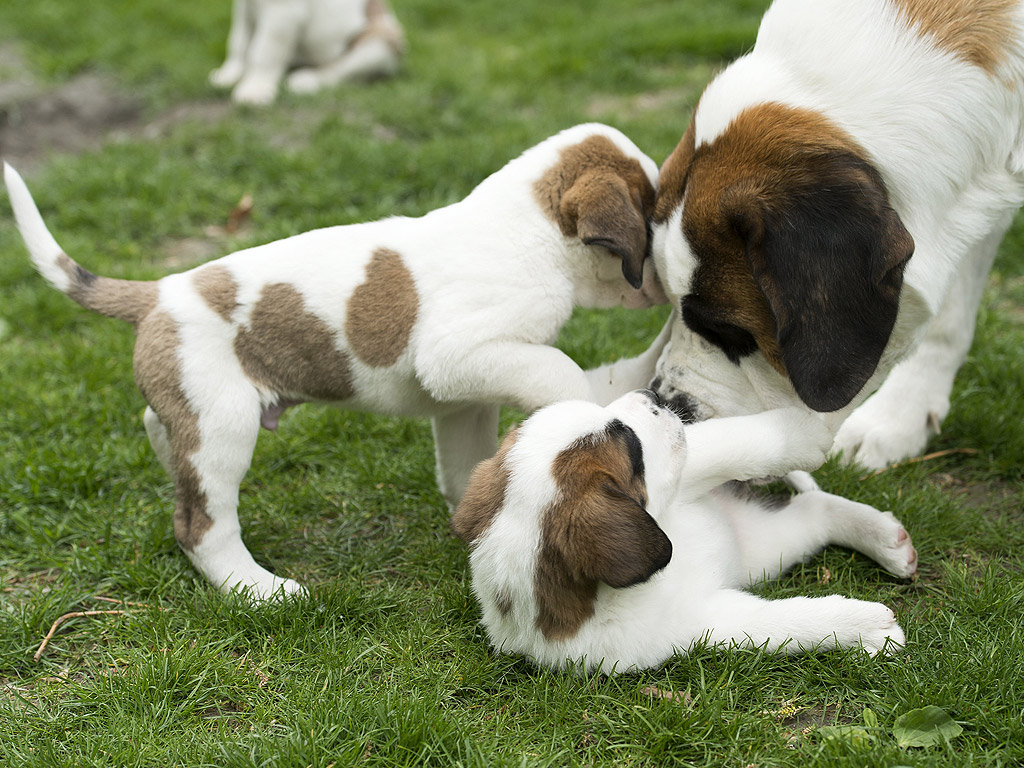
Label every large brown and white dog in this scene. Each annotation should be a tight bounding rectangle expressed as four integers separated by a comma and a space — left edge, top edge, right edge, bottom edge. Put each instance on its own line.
3, 123, 667, 600
650, 0, 1024, 468
209, 0, 405, 105
452, 390, 916, 674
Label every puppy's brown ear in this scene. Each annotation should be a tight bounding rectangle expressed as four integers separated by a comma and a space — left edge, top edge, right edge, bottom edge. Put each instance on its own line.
727, 153, 914, 412
451, 429, 518, 544
549, 420, 672, 588
561, 171, 650, 290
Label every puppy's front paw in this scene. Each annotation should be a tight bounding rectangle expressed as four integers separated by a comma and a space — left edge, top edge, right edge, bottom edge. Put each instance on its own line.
210, 62, 245, 88
774, 408, 833, 473
287, 68, 323, 94
232, 77, 279, 106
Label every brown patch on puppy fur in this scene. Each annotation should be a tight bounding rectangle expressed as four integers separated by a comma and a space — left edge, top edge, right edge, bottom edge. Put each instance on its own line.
133, 312, 212, 551
451, 428, 519, 543
346, 248, 418, 368
494, 588, 514, 618
194, 265, 238, 323
235, 282, 355, 401
57, 253, 158, 324
662, 102, 914, 410
533, 135, 657, 289
892, 0, 1017, 74
534, 420, 671, 641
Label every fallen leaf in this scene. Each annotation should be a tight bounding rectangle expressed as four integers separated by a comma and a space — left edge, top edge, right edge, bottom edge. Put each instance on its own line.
894, 706, 963, 747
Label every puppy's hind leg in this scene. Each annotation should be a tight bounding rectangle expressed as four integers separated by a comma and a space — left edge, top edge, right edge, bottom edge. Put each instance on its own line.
431, 404, 499, 508
144, 406, 175, 478
725, 490, 917, 585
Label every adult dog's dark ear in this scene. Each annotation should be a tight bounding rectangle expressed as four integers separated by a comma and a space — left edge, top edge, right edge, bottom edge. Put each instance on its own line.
727, 153, 914, 412
561, 171, 650, 289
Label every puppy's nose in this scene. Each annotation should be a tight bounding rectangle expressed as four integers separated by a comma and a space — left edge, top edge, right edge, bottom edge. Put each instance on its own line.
639, 388, 662, 407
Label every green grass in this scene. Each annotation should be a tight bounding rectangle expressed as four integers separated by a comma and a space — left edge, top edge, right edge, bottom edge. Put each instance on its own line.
1, 0, 1023, 765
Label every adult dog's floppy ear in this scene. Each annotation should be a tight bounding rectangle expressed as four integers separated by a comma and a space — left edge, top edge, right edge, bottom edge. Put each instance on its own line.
726, 152, 914, 412
561, 171, 650, 289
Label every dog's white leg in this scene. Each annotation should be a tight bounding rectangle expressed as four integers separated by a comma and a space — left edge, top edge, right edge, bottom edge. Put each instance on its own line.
679, 408, 834, 498
231, 2, 304, 105
725, 490, 918, 584
699, 589, 905, 656
834, 223, 1006, 468
143, 406, 176, 479
431, 404, 499, 508
584, 315, 672, 406
210, 0, 253, 88
426, 342, 594, 414
287, 36, 401, 95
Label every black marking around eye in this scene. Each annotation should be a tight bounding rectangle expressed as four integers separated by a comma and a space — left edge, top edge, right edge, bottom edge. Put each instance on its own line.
681, 296, 758, 364
607, 419, 644, 479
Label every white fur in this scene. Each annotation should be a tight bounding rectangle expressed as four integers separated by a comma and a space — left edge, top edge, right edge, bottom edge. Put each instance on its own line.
4, 124, 667, 601
652, 0, 1024, 467
465, 391, 916, 674
209, 0, 404, 105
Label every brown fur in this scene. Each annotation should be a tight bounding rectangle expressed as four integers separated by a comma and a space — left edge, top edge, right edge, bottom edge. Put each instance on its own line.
193, 265, 239, 323
58, 253, 158, 325
451, 428, 519, 543
346, 248, 419, 368
235, 282, 355, 401
533, 135, 657, 288
133, 312, 212, 550
653, 120, 695, 225
892, 0, 1017, 74
355, 0, 405, 56
533, 422, 670, 641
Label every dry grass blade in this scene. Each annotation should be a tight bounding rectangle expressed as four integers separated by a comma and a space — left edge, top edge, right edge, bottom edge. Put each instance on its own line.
33, 610, 128, 662
860, 448, 981, 480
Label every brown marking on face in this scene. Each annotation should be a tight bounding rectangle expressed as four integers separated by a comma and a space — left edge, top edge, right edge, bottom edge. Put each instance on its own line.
57, 253, 159, 324
451, 428, 519, 543
234, 283, 355, 401
653, 119, 696, 224
133, 312, 212, 551
533, 134, 657, 288
892, 0, 1017, 74
534, 420, 671, 641
671, 102, 913, 410
193, 265, 238, 323
346, 248, 419, 368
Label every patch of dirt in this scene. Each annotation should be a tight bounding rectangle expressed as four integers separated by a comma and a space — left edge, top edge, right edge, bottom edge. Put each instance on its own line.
0, 41, 231, 173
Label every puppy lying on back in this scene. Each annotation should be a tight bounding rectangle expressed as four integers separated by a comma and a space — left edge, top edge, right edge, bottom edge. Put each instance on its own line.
4, 123, 666, 601
209, 0, 405, 105
452, 390, 917, 673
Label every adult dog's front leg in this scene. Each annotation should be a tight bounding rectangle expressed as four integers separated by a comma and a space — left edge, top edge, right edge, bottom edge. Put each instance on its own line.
679, 409, 833, 498
431, 404, 499, 508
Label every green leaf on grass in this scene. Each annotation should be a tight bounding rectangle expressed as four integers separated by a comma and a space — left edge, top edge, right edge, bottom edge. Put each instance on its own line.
894, 706, 963, 747
817, 725, 875, 747
862, 707, 879, 729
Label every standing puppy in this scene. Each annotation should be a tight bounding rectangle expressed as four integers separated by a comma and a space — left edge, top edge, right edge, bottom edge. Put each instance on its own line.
453, 391, 916, 673
209, 0, 405, 105
4, 123, 666, 600
650, 0, 1024, 468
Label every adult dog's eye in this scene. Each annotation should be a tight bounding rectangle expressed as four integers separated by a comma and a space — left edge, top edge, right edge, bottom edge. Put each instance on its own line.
681, 297, 758, 364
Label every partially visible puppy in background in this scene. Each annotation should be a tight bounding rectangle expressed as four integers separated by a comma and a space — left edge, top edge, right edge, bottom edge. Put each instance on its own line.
210, 0, 405, 105
453, 390, 917, 674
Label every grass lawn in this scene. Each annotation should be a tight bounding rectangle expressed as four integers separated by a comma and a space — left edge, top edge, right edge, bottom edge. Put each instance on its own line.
1, 0, 1023, 765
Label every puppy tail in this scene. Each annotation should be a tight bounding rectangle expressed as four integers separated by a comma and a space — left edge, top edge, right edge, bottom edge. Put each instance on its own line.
3, 162, 157, 324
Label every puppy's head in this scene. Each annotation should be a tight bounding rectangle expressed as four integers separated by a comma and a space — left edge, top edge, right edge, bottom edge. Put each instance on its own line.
651, 100, 914, 422
532, 124, 665, 308
452, 391, 680, 642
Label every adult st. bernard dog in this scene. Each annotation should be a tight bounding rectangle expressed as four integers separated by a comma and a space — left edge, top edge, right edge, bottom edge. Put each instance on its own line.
651, 0, 1024, 468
